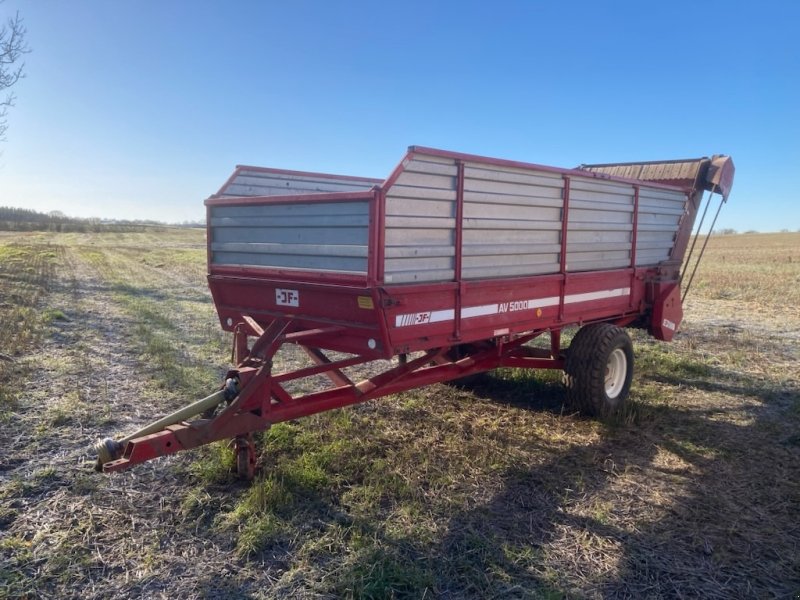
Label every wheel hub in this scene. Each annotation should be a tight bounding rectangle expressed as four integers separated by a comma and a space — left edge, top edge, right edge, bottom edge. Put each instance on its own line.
605, 348, 627, 399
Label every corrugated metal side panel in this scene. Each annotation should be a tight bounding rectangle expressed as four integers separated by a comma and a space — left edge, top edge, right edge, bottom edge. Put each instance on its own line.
566, 176, 634, 271
210, 202, 369, 274
220, 169, 378, 197
635, 187, 687, 265
461, 162, 563, 279
383, 154, 689, 281
384, 156, 457, 283
565, 176, 687, 270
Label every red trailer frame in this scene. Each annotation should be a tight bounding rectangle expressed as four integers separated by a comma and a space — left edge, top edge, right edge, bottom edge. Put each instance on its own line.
97, 147, 734, 478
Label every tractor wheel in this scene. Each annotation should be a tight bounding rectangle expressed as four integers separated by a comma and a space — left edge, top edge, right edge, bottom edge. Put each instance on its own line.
563, 323, 633, 419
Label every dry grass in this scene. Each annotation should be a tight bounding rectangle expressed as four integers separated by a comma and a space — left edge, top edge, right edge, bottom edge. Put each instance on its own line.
0, 230, 798, 599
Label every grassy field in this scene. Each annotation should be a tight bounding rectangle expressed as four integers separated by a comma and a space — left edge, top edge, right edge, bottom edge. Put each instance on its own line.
0, 230, 798, 599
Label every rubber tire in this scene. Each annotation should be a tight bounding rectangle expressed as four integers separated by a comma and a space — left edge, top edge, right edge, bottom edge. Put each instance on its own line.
563, 323, 634, 419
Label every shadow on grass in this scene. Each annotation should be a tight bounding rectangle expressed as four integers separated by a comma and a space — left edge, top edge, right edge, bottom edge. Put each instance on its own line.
430, 366, 800, 598
167, 351, 800, 599
453, 370, 569, 417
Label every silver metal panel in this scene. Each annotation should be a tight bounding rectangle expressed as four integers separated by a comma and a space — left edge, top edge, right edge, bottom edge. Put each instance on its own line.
637, 204, 685, 217
569, 198, 635, 213
464, 165, 564, 188
385, 268, 456, 284
636, 212, 681, 226
463, 190, 563, 206
568, 229, 630, 244
384, 156, 458, 283
638, 188, 688, 203
211, 242, 368, 258
214, 251, 367, 272
211, 215, 369, 228
463, 252, 558, 268
636, 229, 675, 242
463, 229, 560, 244
635, 230, 676, 265
631, 187, 686, 267
638, 203, 685, 216
385, 198, 454, 218
565, 175, 636, 271
211, 202, 367, 218
380, 153, 689, 282
567, 249, 629, 264
220, 169, 378, 197
464, 218, 562, 231
402, 159, 459, 176
385, 256, 454, 272
569, 208, 632, 225
214, 226, 367, 245
464, 203, 562, 221
385, 156, 568, 282
385, 185, 457, 201
464, 177, 561, 198
405, 153, 457, 165
636, 223, 681, 233
463, 263, 557, 279
393, 171, 456, 191
210, 199, 369, 273
568, 242, 633, 253
463, 242, 562, 255
385, 246, 455, 259
635, 240, 674, 251
212, 152, 697, 284
569, 222, 632, 232
464, 253, 559, 268
567, 257, 631, 271
569, 178, 634, 196
569, 189, 634, 205
386, 216, 456, 229
636, 248, 671, 262
385, 228, 454, 246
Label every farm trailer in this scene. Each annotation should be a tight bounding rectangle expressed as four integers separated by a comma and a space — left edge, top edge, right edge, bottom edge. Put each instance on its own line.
96, 146, 734, 479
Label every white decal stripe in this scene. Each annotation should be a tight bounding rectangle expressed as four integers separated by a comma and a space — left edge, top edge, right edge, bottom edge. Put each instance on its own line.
530, 295, 560, 308
462, 296, 559, 320
564, 287, 630, 304
461, 304, 497, 318
429, 309, 455, 323
393, 287, 630, 327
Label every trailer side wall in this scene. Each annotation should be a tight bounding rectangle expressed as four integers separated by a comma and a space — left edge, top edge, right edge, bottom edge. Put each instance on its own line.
382, 151, 688, 284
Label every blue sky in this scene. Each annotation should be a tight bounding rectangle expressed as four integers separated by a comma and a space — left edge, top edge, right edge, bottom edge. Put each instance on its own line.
1, 1, 798, 231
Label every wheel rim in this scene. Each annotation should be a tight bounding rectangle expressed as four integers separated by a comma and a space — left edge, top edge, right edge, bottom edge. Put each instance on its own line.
605, 348, 627, 399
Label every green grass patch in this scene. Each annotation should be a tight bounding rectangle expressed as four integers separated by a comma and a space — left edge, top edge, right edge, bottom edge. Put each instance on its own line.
329, 544, 435, 599
636, 342, 712, 380
235, 512, 289, 557
42, 308, 69, 323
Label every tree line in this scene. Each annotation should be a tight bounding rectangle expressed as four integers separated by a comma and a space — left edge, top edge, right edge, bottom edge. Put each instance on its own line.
0, 206, 176, 233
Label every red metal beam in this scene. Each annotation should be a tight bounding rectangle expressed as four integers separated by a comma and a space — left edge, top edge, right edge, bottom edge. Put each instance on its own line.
300, 346, 356, 387
630, 185, 640, 310
454, 159, 465, 341
559, 176, 571, 322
